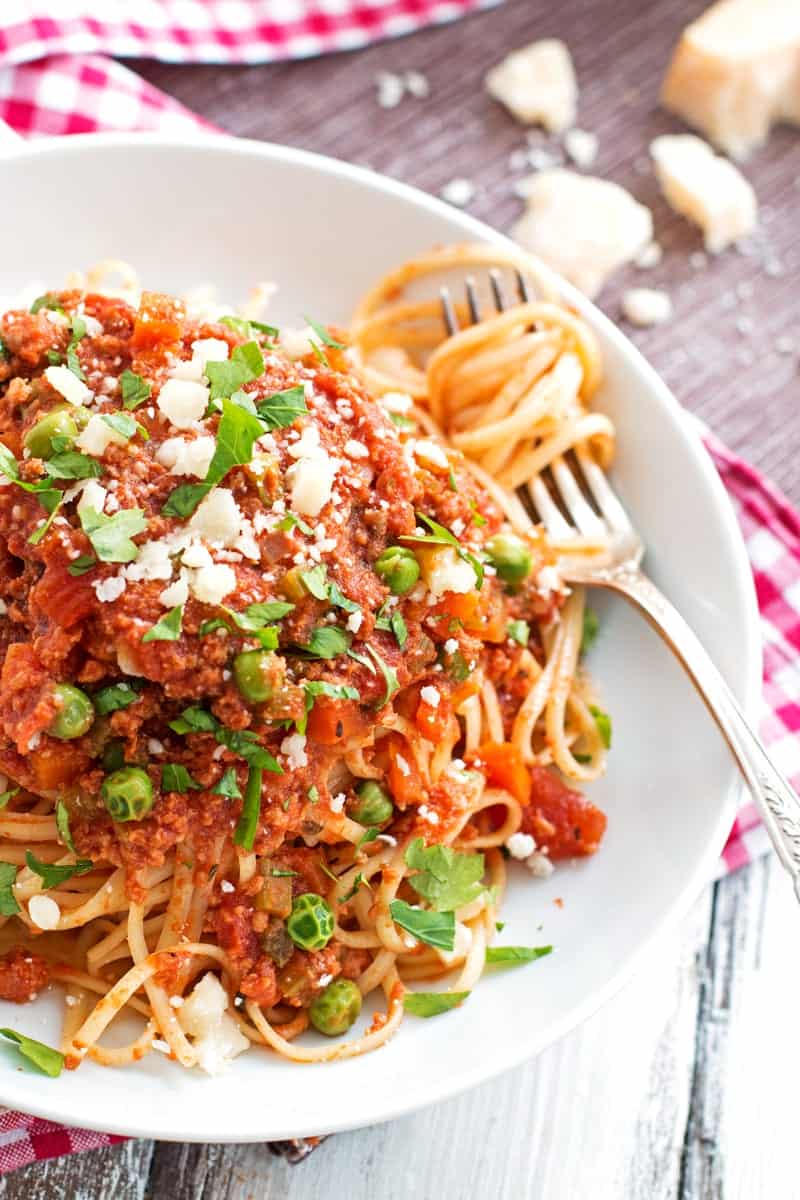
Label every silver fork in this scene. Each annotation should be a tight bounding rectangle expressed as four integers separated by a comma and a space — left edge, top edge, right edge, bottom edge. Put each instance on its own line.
442, 272, 800, 902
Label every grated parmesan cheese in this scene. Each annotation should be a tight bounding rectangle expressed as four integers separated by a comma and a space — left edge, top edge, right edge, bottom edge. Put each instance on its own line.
506, 832, 536, 860
650, 134, 757, 253
485, 39, 577, 132
188, 489, 242, 546
157, 378, 210, 429
281, 733, 308, 770
189, 563, 237, 606
28, 894, 60, 930
76, 414, 128, 458
621, 287, 674, 327
156, 435, 216, 480
44, 365, 92, 407
178, 973, 248, 1076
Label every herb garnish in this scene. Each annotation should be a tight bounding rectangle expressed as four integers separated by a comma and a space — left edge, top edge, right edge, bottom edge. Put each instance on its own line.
256, 385, 308, 430
403, 991, 470, 1018
102, 412, 148, 443
405, 839, 485, 912
121, 369, 151, 410
485, 945, 553, 966
43, 451, 102, 481
589, 705, 612, 748
30, 294, 65, 316
66, 315, 87, 381
375, 605, 407, 648
55, 800, 77, 854
168, 706, 283, 774
234, 765, 263, 850
366, 644, 399, 708
94, 681, 140, 715
0, 1029, 64, 1077
401, 513, 484, 589
79, 506, 147, 563
25, 851, 93, 889
339, 872, 370, 904
277, 512, 314, 536
581, 608, 600, 655
213, 767, 242, 798
507, 619, 530, 647
163, 394, 265, 517
161, 763, 202, 793
389, 900, 455, 951
67, 555, 96, 577
0, 863, 19, 915
220, 315, 278, 341
141, 604, 184, 643
298, 626, 352, 659
303, 316, 345, 351
206, 341, 265, 402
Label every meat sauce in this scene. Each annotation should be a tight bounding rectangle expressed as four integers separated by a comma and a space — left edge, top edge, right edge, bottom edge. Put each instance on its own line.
0, 288, 606, 1009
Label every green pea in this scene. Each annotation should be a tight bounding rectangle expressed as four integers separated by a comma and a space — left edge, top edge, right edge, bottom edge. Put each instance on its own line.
102, 766, 153, 822
286, 892, 334, 951
309, 978, 362, 1037
374, 546, 420, 595
233, 650, 276, 704
349, 780, 393, 827
486, 532, 533, 585
24, 409, 78, 460
48, 683, 94, 740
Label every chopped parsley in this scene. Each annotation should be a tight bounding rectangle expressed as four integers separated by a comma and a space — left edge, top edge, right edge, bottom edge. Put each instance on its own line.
220, 315, 278, 341
206, 341, 264, 402
0, 335, 8, 361
79, 506, 147, 563
327, 582, 360, 614
168, 706, 283, 774
0, 787, 19, 811
163, 394, 265, 517
169, 706, 218, 735
356, 826, 380, 849
0, 863, 19, 916
43, 451, 103, 481
120, 369, 151, 410
401, 513, 484, 589
0, 1029, 64, 1077
277, 512, 314, 536
141, 604, 184, 643
485, 945, 553, 966
66, 314, 87, 381
67, 555, 96, 577
28, 499, 62, 546
366, 644, 399, 708
299, 564, 328, 600
25, 851, 93, 889
30, 294, 65, 315
102, 412, 147, 443
213, 767, 242, 798
389, 900, 455, 951
374, 604, 407, 647
589, 705, 612, 748
581, 608, 600, 655
403, 991, 470, 1018
307, 784, 320, 803
233, 765, 262, 851
405, 838, 485, 912
93, 681, 140, 715
55, 800, 77, 854
299, 626, 352, 659
339, 872, 370, 904
0, 443, 61, 517
256, 385, 308, 430
303, 315, 345, 351
389, 412, 415, 431
161, 763, 202, 793
507, 619, 530, 647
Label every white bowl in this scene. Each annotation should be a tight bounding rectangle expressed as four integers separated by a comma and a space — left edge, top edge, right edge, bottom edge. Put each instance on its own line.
0, 135, 760, 1142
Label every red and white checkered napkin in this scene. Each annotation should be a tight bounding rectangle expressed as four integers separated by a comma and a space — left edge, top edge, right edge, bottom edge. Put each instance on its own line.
0, 1, 799, 1177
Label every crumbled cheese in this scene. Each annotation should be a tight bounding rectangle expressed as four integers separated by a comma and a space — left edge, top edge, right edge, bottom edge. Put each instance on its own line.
380, 391, 413, 413
159, 572, 190, 608
346, 610, 364, 634
661, 0, 800, 160
420, 685, 441, 707
28, 894, 60, 930
281, 733, 308, 769
188, 489, 242, 546
190, 563, 237, 606
44, 365, 92, 407
220, 880, 235, 894
423, 546, 476, 598
191, 337, 229, 372
376, 71, 405, 108
436, 920, 473, 967
621, 287, 674, 327
525, 851, 555, 878
76, 414, 127, 457
156, 435, 216, 480
635, 241, 663, 269
344, 439, 369, 459
506, 832, 537, 860
485, 39, 577, 132
536, 565, 564, 597
178, 973, 248, 1077
650, 134, 757, 253
417, 804, 440, 825
330, 792, 346, 814
395, 754, 411, 777
147, 738, 165, 755
122, 538, 175, 583
181, 540, 214, 569
444, 638, 459, 655
151, 1038, 171, 1054
76, 479, 107, 516
157, 378, 210, 429
563, 128, 598, 168
279, 326, 317, 359
414, 439, 449, 471
286, 425, 338, 517
512, 169, 653, 298
440, 177, 476, 207
92, 575, 127, 604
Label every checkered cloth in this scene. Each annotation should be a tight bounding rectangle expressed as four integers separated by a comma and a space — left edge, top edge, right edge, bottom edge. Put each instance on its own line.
0, 0, 798, 1177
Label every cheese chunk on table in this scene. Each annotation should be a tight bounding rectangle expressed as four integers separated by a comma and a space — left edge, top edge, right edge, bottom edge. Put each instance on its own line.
512, 169, 653, 298
661, 0, 800, 159
650, 134, 757, 253
485, 39, 577, 132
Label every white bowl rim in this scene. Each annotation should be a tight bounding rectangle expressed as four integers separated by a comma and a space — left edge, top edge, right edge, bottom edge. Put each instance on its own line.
0, 132, 762, 1140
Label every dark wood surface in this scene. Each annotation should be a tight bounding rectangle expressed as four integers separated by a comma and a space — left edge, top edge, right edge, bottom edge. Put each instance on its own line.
2, 0, 798, 1195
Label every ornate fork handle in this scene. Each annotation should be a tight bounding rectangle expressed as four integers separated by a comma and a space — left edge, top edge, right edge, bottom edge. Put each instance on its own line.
603, 567, 800, 900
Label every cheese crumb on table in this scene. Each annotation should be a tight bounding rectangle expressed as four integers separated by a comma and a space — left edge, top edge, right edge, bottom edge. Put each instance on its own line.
485, 39, 577, 133
440, 177, 476, 208
512, 169, 653, 298
650, 134, 758, 253
563, 128, 598, 168
621, 288, 674, 327
661, 0, 800, 160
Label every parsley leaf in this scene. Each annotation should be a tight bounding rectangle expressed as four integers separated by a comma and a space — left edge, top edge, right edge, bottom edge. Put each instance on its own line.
0, 863, 19, 916
298, 626, 352, 659
389, 412, 415, 430
401, 513, 484, 589
161, 763, 202, 792
43, 451, 103, 480
163, 394, 265, 517
256, 385, 308, 430
327, 582, 360, 614
581, 608, 600, 655
403, 991, 470, 1018
215, 727, 283, 774
141, 604, 183, 643
339, 872, 370, 904
0, 1029, 64, 1077
589, 705, 612, 748
485, 945, 553, 966
66, 315, 87, 381
67, 555, 96, 577
389, 900, 455, 951
28, 498, 62, 546
303, 316, 345, 351
0, 335, 8, 361
169, 706, 217, 735
220, 315, 278, 341
30, 294, 64, 316
507, 619, 530, 646
241, 600, 294, 622
277, 512, 313, 536
376, 608, 408, 648
0, 443, 61, 515
102, 412, 147, 443
405, 838, 485, 912
0, 787, 19, 811
299, 564, 328, 600
366, 644, 399, 708
234, 765, 262, 850
79, 506, 147, 563
55, 800, 77, 854
206, 341, 264, 402
121, 369, 151, 410
93, 681, 140, 715
356, 826, 380, 849
213, 766, 241, 798
25, 850, 93, 889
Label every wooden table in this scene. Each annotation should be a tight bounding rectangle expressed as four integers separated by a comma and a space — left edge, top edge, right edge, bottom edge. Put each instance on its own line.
4, 0, 799, 1195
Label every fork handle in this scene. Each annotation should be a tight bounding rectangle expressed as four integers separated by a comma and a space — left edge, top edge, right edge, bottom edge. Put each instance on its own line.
606, 569, 800, 899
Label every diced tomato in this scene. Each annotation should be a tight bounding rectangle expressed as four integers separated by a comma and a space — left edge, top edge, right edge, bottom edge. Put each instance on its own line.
520, 766, 607, 859
415, 695, 452, 742
467, 742, 531, 805
385, 732, 423, 808
305, 699, 368, 746
434, 589, 507, 643
130, 292, 183, 365
30, 563, 94, 627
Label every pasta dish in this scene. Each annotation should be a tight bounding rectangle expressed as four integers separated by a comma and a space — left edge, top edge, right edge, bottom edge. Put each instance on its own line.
0, 245, 610, 1077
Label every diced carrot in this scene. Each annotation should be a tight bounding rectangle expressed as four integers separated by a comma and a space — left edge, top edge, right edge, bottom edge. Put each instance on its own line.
305, 699, 368, 746
467, 742, 531, 806
385, 733, 423, 808
30, 745, 88, 791
131, 292, 183, 365
415, 696, 452, 742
